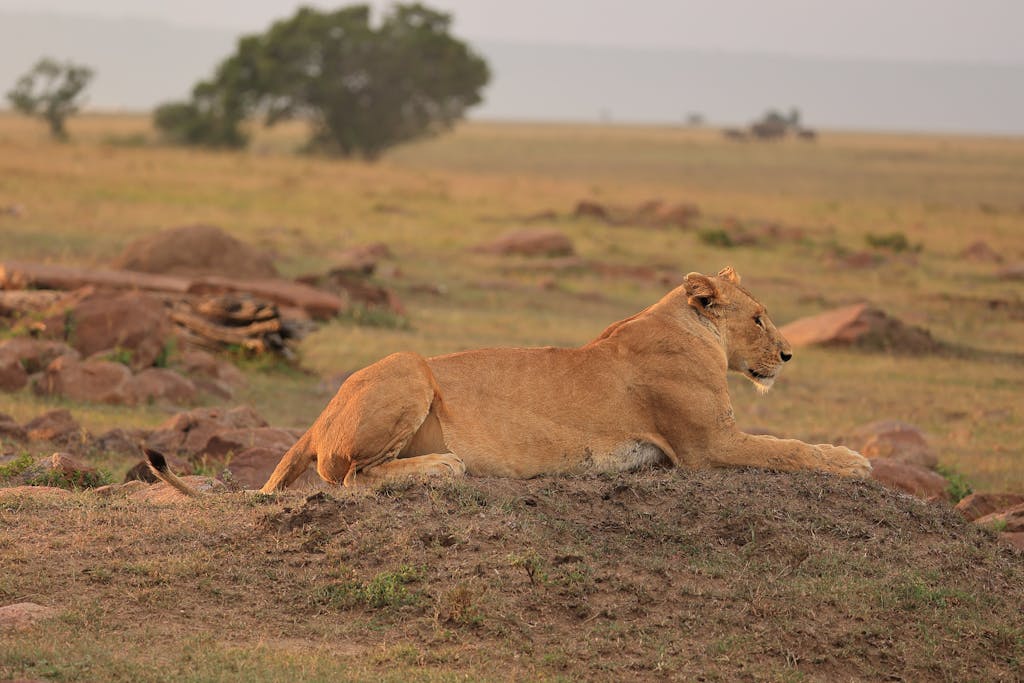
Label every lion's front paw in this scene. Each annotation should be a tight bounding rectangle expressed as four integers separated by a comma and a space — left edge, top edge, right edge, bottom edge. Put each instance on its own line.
816, 445, 872, 478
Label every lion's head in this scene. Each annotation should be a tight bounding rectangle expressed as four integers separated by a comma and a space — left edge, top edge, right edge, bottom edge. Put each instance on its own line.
684, 266, 793, 394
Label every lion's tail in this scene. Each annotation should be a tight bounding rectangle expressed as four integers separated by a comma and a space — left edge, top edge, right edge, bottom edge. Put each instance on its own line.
259, 431, 316, 494
145, 448, 201, 497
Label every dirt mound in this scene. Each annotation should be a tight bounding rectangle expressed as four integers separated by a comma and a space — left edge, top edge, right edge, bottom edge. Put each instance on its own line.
2, 469, 1021, 681
780, 303, 943, 354
111, 225, 278, 279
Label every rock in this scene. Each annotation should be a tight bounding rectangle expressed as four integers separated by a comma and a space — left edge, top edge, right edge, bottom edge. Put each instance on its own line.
128, 476, 226, 503
650, 202, 701, 229
204, 428, 299, 459
472, 229, 575, 258
0, 413, 27, 442
32, 452, 98, 487
144, 406, 268, 458
573, 200, 610, 221
996, 263, 1024, 280
222, 446, 320, 489
315, 272, 406, 315
0, 337, 79, 374
960, 240, 1003, 263
111, 224, 278, 279
0, 602, 57, 630
124, 452, 192, 483
955, 493, 1024, 522
999, 532, 1024, 552
126, 368, 198, 405
23, 409, 87, 446
59, 291, 173, 370
92, 480, 148, 498
778, 303, 942, 354
0, 354, 27, 391
331, 242, 393, 275
869, 457, 950, 501
179, 349, 246, 388
974, 503, 1024, 533
840, 421, 937, 469
34, 357, 133, 405
94, 427, 150, 457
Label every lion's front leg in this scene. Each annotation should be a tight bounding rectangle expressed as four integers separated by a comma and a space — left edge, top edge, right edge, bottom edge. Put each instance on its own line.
708, 432, 872, 478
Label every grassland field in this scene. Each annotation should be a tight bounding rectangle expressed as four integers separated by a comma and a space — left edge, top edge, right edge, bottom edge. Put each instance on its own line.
0, 112, 1022, 493
2, 113, 1024, 682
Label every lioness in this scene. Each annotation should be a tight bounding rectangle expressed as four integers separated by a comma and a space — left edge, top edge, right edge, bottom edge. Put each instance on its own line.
253, 266, 870, 491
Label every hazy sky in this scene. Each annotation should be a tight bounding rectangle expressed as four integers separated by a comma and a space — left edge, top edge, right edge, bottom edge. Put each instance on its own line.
1, 0, 1022, 64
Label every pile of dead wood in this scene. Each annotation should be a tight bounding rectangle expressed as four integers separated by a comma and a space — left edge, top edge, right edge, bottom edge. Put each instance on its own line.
0, 261, 336, 359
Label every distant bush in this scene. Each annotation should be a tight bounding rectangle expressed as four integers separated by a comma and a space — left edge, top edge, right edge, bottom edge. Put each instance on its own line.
697, 229, 735, 248
865, 232, 922, 252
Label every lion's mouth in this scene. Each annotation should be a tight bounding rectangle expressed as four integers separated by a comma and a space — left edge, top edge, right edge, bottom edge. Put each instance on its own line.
747, 369, 774, 380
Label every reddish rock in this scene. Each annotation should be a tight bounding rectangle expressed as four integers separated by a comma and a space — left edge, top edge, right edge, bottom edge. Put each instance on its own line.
94, 427, 150, 457
331, 242, 393, 275
179, 348, 246, 388
129, 476, 227, 503
0, 354, 27, 391
204, 427, 299, 459
779, 303, 941, 353
320, 272, 406, 314
37, 452, 97, 486
650, 202, 701, 228
0, 413, 27, 442
222, 446, 320, 489
61, 291, 173, 370
974, 503, 1024, 533
869, 457, 950, 501
955, 492, 1024, 522
573, 200, 610, 221
111, 224, 278, 279
960, 240, 1003, 263
841, 421, 937, 469
144, 406, 268, 458
0, 337, 79, 373
23, 409, 86, 446
126, 368, 197, 405
999, 533, 1024, 552
997, 263, 1024, 280
472, 229, 575, 258
34, 357, 133, 405
0, 602, 58, 630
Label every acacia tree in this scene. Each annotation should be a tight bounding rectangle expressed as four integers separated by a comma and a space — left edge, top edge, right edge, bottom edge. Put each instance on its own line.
155, 3, 489, 159
7, 58, 94, 141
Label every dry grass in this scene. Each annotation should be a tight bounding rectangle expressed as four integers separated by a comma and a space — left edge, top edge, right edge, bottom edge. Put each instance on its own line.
2, 112, 1024, 679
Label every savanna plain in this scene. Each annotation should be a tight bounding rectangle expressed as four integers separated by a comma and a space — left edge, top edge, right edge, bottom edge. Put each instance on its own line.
1, 114, 1022, 681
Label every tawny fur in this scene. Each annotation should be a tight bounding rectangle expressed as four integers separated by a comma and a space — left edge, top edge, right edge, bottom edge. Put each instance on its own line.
145, 448, 201, 497
260, 267, 872, 492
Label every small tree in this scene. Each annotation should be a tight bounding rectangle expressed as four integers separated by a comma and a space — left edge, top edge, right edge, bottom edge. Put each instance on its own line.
155, 3, 489, 159
6, 58, 94, 141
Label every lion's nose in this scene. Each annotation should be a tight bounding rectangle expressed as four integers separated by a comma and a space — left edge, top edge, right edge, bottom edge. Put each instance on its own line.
780, 351, 793, 363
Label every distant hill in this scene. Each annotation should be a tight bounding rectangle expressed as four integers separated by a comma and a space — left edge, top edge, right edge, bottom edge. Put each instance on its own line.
2, 10, 1023, 134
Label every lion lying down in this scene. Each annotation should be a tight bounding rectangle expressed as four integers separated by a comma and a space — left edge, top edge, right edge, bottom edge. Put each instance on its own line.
148, 266, 870, 495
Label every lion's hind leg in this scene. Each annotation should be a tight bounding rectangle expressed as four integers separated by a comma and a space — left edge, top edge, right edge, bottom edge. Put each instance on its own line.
344, 452, 466, 488
286, 351, 448, 490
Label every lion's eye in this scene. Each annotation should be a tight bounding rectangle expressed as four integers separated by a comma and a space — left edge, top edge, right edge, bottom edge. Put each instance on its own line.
754, 316, 765, 329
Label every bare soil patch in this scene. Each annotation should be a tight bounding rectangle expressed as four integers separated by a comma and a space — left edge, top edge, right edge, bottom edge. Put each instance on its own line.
2, 469, 1021, 681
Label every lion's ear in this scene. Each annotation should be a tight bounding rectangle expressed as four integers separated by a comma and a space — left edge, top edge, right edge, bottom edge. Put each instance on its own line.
684, 272, 721, 316
717, 266, 741, 284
